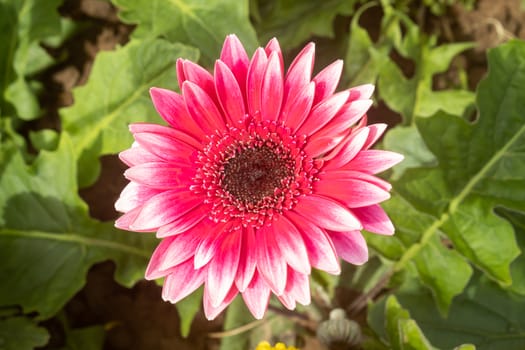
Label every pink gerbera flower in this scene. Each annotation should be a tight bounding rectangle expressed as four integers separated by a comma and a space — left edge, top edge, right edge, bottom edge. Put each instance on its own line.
115, 34, 403, 320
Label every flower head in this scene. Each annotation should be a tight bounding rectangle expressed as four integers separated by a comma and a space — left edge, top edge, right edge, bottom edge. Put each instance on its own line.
255, 341, 298, 350
115, 34, 403, 320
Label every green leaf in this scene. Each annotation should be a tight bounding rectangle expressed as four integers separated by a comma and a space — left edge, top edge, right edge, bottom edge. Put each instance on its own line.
60, 38, 199, 187
62, 325, 105, 350
219, 297, 255, 350
176, 287, 203, 338
29, 129, 59, 151
0, 0, 62, 120
345, 2, 398, 86
0, 316, 49, 350
345, 3, 474, 123
377, 25, 474, 124
253, 0, 357, 49
412, 235, 472, 315
0, 136, 156, 319
371, 274, 525, 349
499, 209, 525, 295
111, 0, 258, 66
385, 296, 436, 350
390, 40, 524, 313
382, 126, 436, 180
374, 195, 473, 316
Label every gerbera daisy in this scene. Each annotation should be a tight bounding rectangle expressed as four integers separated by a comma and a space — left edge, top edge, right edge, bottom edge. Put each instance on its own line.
115, 34, 403, 320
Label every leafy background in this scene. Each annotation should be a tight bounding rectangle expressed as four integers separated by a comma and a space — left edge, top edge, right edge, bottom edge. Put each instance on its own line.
1, 0, 525, 349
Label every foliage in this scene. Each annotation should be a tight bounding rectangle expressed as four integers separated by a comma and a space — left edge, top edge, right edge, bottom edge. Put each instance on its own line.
0, 0, 62, 121
112, 0, 257, 67
0, 136, 157, 319
0, 316, 49, 350
60, 38, 199, 187
251, 0, 357, 48
0, 0, 524, 349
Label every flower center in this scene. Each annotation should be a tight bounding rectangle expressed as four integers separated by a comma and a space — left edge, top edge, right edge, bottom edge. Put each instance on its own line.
222, 145, 294, 203
193, 117, 320, 227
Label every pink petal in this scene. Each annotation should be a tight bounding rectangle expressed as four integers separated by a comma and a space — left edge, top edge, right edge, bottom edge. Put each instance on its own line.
294, 195, 362, 232
284, 268, 311, 306
156, 205, 210, 238
215, 60, 246, 124
220, 34, 249, 97
129, 123, 201, 149
241, 271, 270, 319
298, 91, 350, 136
320, 170, 392, 192
284, 43, 315, 103
114, 206, 142, 231
303, 133, 345, 158
315, 178, 391, 208
348, 84, 375, 100
286, 211, 340, 274
312, 60, 343, 105
246, 48, 268, 117
312, 99, 373, 143
279, 82, 315, 129
340, 99, 374, 127
130, 190, 203, 231
147, 229, 205, 276
149, 87, 203, 139
356, 114, 368, 129
278, 292, 296, 310
363, 123, 387, 149
235, 226, 257, 292
180, 59, 217, 103
264, 37, 284, 73
352, 204, 395, 235
322, 127, 370, 169
203, 284, 238, 320
272, 215, 311, 275
119, 143, 159, 167
176, 58, 186, 90
207, 229, 242, 307
132, 132, 195, 164
115, 182, 161, 213
255, 225, 287, 295
328, 230, 369, 265
182, 81, 226, 134
124, 162, 193, 190
145, 236, 183, 279
193, 221, 230, 268
260, 51, 283, 121
345, 150, 404, 174
161, 258, 206, 304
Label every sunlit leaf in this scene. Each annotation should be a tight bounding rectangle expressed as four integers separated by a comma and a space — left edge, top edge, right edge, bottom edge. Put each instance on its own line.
388, 40, 524, 313
0, 0, 62, 120
176, 287, 203, 338
0, 136, 156, 319
345, 2, 474, 124
220, 297, 255, 350
383, 126, 435, 181
111, 0, 257, 66
60, 38, 199, 187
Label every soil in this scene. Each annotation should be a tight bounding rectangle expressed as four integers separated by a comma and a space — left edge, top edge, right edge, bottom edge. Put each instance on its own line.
31, 0, 525, 349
